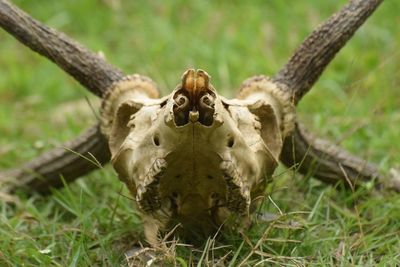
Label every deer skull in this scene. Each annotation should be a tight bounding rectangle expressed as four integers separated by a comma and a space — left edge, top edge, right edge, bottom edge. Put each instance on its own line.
100, 69, 295, 243
2, 0, 397, 249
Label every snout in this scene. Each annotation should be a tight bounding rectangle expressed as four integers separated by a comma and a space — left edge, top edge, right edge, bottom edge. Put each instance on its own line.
172, 69, 216, 126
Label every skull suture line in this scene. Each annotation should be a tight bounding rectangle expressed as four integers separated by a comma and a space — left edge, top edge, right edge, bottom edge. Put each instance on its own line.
101, 69, 295, 244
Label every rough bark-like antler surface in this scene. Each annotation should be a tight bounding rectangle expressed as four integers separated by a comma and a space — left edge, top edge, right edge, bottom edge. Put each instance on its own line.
0, 0, 124, 96
0, 125, 110, 193
273, 0, 383, 104
281, 124, 400, 191
281, 123, 380, 186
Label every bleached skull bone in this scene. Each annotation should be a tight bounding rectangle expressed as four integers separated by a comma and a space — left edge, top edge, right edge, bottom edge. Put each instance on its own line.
100, 69, 295, 242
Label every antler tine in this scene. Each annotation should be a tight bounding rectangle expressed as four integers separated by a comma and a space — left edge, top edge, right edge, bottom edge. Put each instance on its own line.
273, 0, 383, 104
0, 0, 124, 97
0, 125, 110, 194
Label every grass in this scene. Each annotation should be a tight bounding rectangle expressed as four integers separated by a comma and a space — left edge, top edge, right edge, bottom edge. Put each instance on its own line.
0, 0, 399, 265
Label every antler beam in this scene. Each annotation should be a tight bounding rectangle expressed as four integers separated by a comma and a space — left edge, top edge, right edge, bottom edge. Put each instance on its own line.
273, 0, 383, 104
281, 123, 379, 186
0, 0, 124, 96
0, 125, 110, 193
281, 124, 400, 191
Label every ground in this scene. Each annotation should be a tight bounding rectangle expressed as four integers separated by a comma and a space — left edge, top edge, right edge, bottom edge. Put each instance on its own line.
0, 0, 399, 266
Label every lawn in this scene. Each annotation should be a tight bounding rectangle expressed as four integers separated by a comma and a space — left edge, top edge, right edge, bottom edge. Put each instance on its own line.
0, 0, 399, 265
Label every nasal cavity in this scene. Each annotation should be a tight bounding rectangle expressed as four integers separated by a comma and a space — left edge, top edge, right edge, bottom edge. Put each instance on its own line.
198, 93, 215, 126
173, 92, 190, 126
173, 69, 215, 126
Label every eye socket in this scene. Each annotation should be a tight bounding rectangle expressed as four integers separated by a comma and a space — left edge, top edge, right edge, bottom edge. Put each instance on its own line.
153, 134, 160, 146
227, 136, 235, 148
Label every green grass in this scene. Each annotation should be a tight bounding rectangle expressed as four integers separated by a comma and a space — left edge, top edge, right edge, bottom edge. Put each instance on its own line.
1, 0, 399, 265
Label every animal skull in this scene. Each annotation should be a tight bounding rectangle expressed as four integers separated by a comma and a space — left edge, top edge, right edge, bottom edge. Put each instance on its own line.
101, 69, 295, 243
2, 0, 398, 249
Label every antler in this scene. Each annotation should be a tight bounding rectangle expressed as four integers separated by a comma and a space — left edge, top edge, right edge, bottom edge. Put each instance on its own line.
273, 0, 383, 104
0, 125, 110, 193
0, 0, 124, 96
281, 123, 380, 186
267, 0, 399, 189
0, 0, 118, 193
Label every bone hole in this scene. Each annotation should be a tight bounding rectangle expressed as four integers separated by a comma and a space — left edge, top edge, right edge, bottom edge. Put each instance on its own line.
211, 192, 218, 199
172, 192, 178, 198
153, 134, 160, 146
207, 175, 213, 180
227, 136, 235, 148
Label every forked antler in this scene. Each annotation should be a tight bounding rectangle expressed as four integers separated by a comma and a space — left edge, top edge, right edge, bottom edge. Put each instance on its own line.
271, 0, 398, 189
0, 0, 398, 196
0, 0, 120, 191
